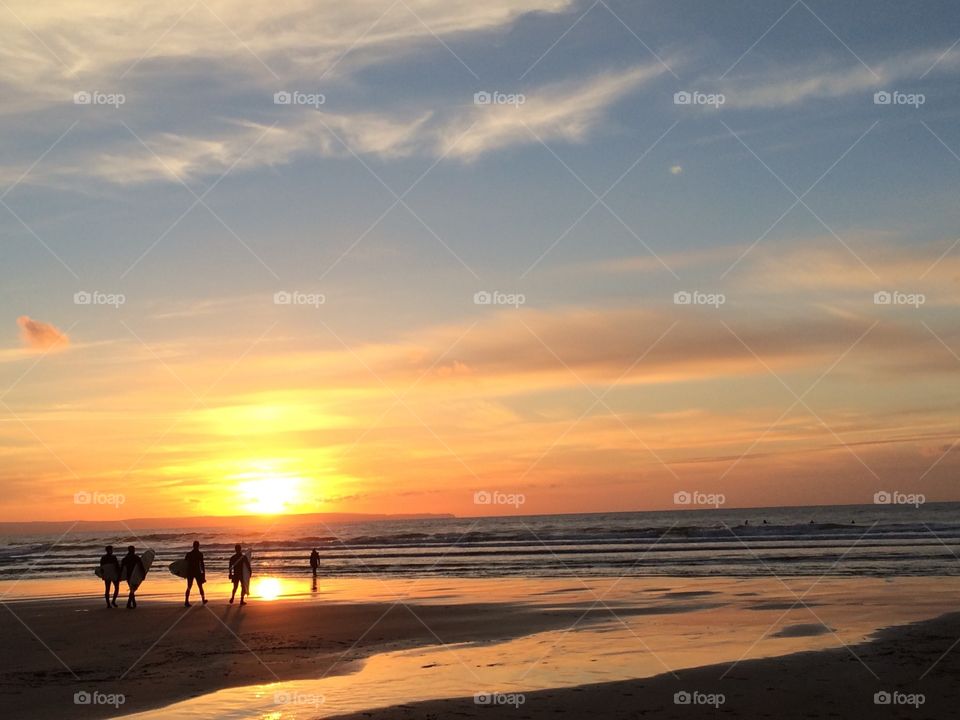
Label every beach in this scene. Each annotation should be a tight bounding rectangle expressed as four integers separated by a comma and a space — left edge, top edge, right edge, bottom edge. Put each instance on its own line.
3, 575, 959, 719
330, 612, 960, 720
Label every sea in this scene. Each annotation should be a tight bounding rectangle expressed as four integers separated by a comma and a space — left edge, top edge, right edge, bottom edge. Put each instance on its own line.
2, 503, 959, 582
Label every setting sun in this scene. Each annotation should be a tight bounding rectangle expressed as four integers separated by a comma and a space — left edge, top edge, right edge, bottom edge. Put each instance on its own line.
238, 475, 302, 515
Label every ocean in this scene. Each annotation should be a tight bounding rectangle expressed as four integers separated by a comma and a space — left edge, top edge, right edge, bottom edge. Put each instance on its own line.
3, 503, 959, 582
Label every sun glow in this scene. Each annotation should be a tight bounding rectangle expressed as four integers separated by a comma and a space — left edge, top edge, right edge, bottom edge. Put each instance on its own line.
254, 577, 282, 601
234, 465, 304, 515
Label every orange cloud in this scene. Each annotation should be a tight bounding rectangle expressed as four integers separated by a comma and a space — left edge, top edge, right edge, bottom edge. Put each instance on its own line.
17, 316, 69, 351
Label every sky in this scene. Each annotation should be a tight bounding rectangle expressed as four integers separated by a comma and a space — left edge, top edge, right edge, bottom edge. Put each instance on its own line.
0, 0, 958, 521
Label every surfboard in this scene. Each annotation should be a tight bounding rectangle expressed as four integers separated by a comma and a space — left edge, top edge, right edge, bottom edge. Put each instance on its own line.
121, 549, 155, 591
241, 549, 252, 593
95, 564, 118, 582
168, 558, 189, 579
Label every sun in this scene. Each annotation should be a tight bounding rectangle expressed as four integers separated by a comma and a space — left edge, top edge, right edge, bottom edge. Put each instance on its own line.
238, 475, 301, 515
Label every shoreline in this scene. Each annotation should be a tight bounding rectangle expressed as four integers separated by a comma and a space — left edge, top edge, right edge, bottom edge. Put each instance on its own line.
325, 611, 960, 719
3, 576, 959, 719
0, 597, 633, 719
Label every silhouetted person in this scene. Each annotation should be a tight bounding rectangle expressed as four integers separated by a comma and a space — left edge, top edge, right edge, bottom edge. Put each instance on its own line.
120, 545, 145, 609
228, 544, 250, 606
99, 545, 120, 608
184, 540, 207, 607
309, 548, 320, 579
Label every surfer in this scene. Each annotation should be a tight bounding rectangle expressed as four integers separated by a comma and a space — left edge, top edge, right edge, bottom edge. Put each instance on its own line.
310, 548, 320, 579
99, 545, 120, 608
120, 546, 146, 609
184, 540, 208, 607
228, 544, 251, 606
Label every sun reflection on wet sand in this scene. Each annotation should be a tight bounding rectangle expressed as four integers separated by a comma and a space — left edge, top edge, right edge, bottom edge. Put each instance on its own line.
116, 576, 960, 720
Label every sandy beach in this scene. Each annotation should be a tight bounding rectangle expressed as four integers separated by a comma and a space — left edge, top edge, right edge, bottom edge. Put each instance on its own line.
3, 576, 959, 719
0, 598, 616, 719
329, 611, 960, 720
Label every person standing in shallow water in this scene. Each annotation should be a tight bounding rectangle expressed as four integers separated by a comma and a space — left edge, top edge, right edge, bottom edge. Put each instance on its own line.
120, 546, 145, 609
228, 544, 250, 606
99, 545, 120, 608
309, 548, 320, 579
184, 540, 207, 607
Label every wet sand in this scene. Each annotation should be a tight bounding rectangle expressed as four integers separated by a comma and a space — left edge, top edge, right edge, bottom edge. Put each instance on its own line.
2, 576, 959, 719
0, 599, 627, 719
327, 612, 960, 719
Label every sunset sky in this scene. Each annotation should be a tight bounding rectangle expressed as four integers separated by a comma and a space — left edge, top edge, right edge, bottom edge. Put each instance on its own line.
1, 0, 958, 521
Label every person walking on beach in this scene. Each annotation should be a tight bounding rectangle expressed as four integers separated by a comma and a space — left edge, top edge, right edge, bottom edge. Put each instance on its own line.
100, 545, 120, 608
120, 545, 145, 609
309, 548, 320, 579
184, 540, 208, 607
228, 543, 250, 606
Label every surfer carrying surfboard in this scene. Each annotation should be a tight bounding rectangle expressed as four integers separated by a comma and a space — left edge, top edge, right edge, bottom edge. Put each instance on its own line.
99, 545, 120, 608
184, 540, 208, 607
228, 544, 252, 606
119, 546, 146, 609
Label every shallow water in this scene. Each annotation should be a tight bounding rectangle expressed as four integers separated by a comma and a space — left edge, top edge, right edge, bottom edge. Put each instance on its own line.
114, 575, 960, 719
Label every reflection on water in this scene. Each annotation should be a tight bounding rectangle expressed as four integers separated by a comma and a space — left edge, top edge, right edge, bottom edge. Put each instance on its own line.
116, 576, 960, 720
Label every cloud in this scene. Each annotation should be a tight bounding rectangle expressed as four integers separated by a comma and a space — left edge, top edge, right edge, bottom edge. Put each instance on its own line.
720, 47, 960, 109
14, 63, 669, 185
439, 64, 671, 160
16, 316, 69, 351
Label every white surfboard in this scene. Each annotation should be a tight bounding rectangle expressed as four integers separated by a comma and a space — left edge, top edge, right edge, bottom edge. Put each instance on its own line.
122, 549, 155, 591
241, 549, 252, 593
